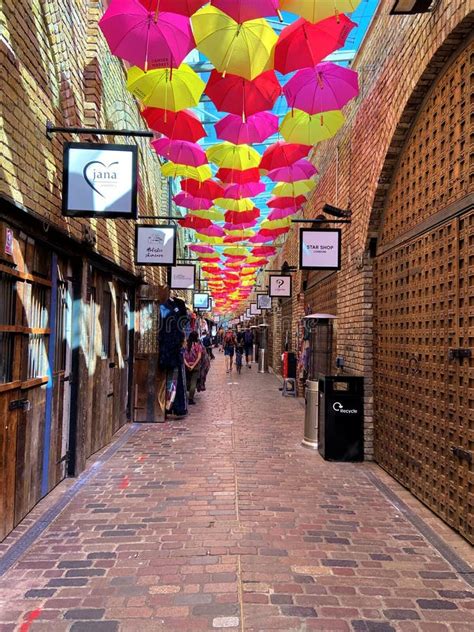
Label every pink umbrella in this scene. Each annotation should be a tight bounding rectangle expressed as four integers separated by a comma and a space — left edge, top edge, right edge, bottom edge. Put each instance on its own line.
188, 244, 215, 254
152, 138, 207, 167
248, 232, 274, 243
211, 0, 281, 21
283, 62, 359, 115
252, 245, 276, 256
198, 224, 225, 237
224, 221, 257, 230
267, 208, 298, 220
99, 0, 195, 71
268, 195, 307, 209
215, 112, 279, 145
267, 159, 318, 182
173, 192, 213, 210
224, 182, 266, 199
139, 0, 207, 15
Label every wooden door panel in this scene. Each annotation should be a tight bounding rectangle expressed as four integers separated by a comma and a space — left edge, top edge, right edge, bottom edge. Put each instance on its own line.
0, 390, 19, 541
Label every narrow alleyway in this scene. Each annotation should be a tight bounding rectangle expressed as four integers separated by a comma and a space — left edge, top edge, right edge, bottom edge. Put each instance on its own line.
0, 357, 472, 632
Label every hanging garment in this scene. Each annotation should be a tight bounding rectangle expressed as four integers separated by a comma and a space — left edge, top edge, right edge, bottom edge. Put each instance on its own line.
159, 297, 188, 369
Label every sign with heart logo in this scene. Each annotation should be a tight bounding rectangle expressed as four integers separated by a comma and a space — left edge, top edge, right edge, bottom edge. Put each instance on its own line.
135, 225, 176, 266
62, 142, 137, 218
269, 275, 292, 297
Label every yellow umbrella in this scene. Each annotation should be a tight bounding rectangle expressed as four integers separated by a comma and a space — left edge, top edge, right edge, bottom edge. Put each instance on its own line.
191, 208, 225, 221
207, 142, 261, 170
195, 233, 225, 245
280, 109, 345, 145
225, 229, 255, 238
223, 247, 250, 257
127, 64, 205, 110
261, 217, 291, 230
162, 162, 212, 181
273, 179, 315, 197
196, 251, 220, 259
280, 0, 362, 23
215, 198, 254, 211
191, 6, 277, 80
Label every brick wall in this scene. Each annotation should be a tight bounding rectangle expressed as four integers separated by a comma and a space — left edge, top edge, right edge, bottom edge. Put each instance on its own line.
265, 0, 473, 458
1, 0, 168, 286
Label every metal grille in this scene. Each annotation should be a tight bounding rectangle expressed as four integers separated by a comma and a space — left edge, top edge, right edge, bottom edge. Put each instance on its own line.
374, 42, 473, 544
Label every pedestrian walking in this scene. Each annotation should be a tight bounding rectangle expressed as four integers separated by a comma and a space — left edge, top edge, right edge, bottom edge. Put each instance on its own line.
235, 339, 244, 374
223, 329, 237, 373
184, 331, 202, 405
202, 332, 215, 359
243, 326, 254, 368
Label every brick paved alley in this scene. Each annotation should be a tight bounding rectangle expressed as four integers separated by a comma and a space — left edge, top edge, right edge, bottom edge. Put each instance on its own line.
0, 357, 473, 632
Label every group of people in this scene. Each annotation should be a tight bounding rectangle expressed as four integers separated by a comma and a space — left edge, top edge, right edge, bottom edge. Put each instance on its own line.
218, 326, 255, 374
183, 331, 213, 405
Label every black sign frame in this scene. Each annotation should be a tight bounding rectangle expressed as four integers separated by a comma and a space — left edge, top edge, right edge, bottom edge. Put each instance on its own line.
169, 264, 196, 290
299, 228, 342, 271
269, 274, 292, 298
135, 224, 177, 266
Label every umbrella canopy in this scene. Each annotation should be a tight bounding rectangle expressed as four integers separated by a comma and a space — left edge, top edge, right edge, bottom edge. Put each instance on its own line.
152, 138, 207, 166
161, 162, 212, 181
260, 226, 291, 237
173, 192, 214, 210
141, 107, 206, 142
223, 182, 266, 198
139, 0, 207, 15
195, 233, 225, 244
280, 0, 362, 22
215, 112, 279, 144
275, 15, 357, 74
225, 209, 260, 224
198, 224, 226, 237
181, 178, 224, 199
251, 245, 276, 256
224, 221, 257, 231
216, 167, 261, 184
215, 197, 255, 211
127, 64, 205, 110
191, 208, 226, 221
191, 6, 278, 80
248, 232, 274, 243
225, 228, 256, 238
273, 179, 314, 196
211, 0, 281, 22
267, 207, 299, 220
223, 235, 246, 244
283, 62, 359, 114
267, 195, 306, 209
99, 1, 195, 71
178, 215, 212, 230
224, 247, 250, 257
260, 141, 311, 172
205, 71, 281, 119
280, 109, 345, 144
207, 142, 261, 170
188, 244, 215, 254
267, 158, 318, 182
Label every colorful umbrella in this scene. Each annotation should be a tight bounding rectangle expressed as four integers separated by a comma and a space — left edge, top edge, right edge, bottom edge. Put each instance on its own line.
198, 224, 226, 237
260, 141, 311, 172
161, 162, 212, 181
215, 197, 255, 211
280, 0, 362, 23
267, 207, 299, 220
216, 167, 261, 184
225, 228, 256, 238
272, 179, 314, 196
275, 15, 357, 74
99, 1, 195, 71
268, 195, 306, 209
283, 62, 359, 114
195, 233, 225, 244
152, 138, 207, 166
215, 111, 279, 144
205, 70, 281, 120
139, 0, 207, 15
173, 192, 214, 210
181, 178, 224, 200
223, 182, 266, 199
207, 142, 261, 170
260, 226, 291, 237
178, 215, 212, 230
248, 232, 274, 243
252, 245, 276, 256
267, 158, 318, 182
127, 64, 205, 110
191, 6, 278, 80
191, 208, 226, 221
188, 244, 215, 254
141, 107, 205, 142
223, 235, 246, 244
211, 0, 281, 22
225, 209, 260, 224
224, 247, 250, 257
280, 109, 345, 144
224, 221, 257, 231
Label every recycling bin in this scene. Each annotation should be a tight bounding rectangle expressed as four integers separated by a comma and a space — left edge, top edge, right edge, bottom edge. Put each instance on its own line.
318, 376, 364, 461
302, 380, 319, 449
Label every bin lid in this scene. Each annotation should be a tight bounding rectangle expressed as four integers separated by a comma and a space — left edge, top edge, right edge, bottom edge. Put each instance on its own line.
303, 313, 337, 320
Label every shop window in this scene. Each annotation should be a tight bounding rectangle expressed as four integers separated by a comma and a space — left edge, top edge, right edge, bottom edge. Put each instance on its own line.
25, 283, 50, 380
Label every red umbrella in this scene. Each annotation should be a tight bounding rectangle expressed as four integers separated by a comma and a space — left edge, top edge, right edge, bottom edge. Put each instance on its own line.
248, 232, 274, 243
260, 141, 311, 172
224, 182, 266, 199
142, 108, 205, 142
225, 209, 260, 224
252, 245, 276, 256
267, 195, 307, 209
260, 226, 291, 237
275, 15, 357, 74
205, 70, 281, 120
217, 167, 261, 184
223, 235, 245, 244
178, 215, 212, 230
181, 178, 224, 199
139, 0, 207, 15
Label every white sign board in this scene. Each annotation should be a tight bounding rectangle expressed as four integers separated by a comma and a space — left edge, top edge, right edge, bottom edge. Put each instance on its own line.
194, 292, 210, 310
250, 303, 261, 316
170, 265, 196, 290
269, 275, 292, 298
135, 225, 176, 266
257, 294, 272, 310
300, 229, 341, 270
63, 143, 137, 218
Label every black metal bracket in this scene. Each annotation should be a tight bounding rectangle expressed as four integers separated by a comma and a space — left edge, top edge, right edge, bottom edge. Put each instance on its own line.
291, 218, 352, 224
46, 121, 154, 140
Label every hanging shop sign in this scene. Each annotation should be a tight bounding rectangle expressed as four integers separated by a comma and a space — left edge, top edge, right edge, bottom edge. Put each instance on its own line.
250, 303, 261, 316
4, 228, 14, 256
269, 274, 292, 298
135, 224, 176, 266
62, 142, 138, 218
245, 308, 251, 319
194, 292, 210, 311
170, 264, 196, 290
257, 294, 272, 310
299, 228, 341, 270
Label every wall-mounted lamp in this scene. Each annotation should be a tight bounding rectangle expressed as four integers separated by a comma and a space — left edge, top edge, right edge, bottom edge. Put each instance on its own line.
390, 0, 434, 15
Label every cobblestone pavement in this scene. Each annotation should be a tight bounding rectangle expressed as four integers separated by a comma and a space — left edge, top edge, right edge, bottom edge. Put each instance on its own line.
0, 356, 473, 632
